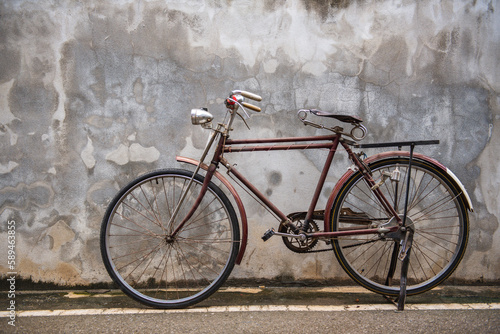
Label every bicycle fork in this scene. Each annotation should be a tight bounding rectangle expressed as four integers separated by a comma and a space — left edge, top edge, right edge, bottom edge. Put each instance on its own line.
167, 129, 222, 237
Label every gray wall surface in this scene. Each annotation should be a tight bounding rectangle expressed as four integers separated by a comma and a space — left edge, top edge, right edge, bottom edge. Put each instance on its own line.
1, 0, 499, 285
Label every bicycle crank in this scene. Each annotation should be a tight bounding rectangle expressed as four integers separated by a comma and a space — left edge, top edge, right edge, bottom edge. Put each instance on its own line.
261, 213, 322, 253
280, 213, 320, 253
262, 228, 307, 241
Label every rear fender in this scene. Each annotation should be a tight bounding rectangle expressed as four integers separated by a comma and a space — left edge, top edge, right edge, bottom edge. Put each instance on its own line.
176, 156, 248, 265
324, 151, 473, 232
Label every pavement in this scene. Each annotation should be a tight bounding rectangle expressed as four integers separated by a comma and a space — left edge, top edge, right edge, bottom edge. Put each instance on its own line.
1, 284, 499, 333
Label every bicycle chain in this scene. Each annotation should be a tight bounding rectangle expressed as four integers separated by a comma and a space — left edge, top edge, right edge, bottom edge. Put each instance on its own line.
292, 238, 383, 253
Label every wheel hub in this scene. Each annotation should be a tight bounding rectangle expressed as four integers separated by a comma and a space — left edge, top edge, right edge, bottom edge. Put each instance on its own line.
164, 235, 175, 244
383, 215, 415, 242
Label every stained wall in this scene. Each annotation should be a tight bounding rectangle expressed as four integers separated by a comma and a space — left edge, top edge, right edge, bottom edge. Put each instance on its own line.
0, 0, 498, 285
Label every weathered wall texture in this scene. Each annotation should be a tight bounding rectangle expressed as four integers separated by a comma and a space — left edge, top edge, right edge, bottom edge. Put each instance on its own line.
0, 0, 499, 285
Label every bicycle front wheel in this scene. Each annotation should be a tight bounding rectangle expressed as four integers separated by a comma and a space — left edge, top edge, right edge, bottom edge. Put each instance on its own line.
101, 169, 240, 308
330, 157, 469, 296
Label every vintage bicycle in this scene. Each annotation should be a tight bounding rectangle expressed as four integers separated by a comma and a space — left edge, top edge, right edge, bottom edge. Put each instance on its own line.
100, 90, 472, 310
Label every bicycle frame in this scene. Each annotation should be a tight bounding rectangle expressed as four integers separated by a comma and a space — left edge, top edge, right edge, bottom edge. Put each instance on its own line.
176, 130, 403, 264
223, 134, 403, 228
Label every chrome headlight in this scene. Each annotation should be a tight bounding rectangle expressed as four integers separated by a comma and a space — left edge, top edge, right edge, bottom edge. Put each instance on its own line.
191, 108, 213, 125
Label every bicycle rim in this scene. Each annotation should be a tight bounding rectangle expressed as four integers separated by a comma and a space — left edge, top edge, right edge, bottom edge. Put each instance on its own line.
331, 158, 468, 296
101, 169, 240, 308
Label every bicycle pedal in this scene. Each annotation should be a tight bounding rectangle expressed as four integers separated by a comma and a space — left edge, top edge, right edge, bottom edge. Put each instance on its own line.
262, 228, 275, 241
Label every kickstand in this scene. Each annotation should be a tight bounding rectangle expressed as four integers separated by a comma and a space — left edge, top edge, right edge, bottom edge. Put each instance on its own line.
383, 233, 413, 311
397, 248, 411, 310
397, 229, 414, 311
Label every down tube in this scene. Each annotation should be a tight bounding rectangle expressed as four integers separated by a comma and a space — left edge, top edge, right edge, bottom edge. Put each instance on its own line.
222, 158, 289, 223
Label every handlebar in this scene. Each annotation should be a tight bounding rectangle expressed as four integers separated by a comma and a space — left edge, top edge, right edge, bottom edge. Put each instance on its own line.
241, 102, 261, 112
231, 90, 262, 102
226, 90, 261, 113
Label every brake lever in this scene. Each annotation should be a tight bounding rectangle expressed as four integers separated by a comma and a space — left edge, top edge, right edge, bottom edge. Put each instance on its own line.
238, 103, 251, 118
236, 111, 251, 130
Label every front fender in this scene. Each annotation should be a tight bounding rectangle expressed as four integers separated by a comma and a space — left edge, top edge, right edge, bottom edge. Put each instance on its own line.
176, 156, 248, 265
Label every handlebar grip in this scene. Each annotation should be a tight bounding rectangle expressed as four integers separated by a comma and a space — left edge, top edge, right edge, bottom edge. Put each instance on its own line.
232, 90, 262, 102
242, 102, 261, 112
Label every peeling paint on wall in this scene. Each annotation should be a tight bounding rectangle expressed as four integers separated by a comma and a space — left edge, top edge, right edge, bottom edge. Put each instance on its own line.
105, 143, 160, 165
0, 0, 499, 285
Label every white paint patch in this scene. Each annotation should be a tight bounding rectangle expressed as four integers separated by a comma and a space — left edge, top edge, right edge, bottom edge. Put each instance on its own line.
129, 143, 160, 163
106, 143, 160, 165
81, 136, 96, 169
0, 79, 18, 125
46, 220, 76, 252
8, 128, 17, 146
65, 292, 113, 299
52, 56, 67, 124
302, 61, 327, 76
0, 161, 19, 174
106, 144, 130, 165
127, 132, 137, 141
263, 59, 279, 74
0, 81, 20, 146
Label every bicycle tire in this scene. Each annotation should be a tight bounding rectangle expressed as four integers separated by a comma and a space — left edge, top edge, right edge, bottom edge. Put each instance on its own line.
330, 157, 469, 296
100, 169, 240, 308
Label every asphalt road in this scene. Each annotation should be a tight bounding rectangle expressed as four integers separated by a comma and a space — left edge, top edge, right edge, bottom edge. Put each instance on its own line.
1, 285, 499, 333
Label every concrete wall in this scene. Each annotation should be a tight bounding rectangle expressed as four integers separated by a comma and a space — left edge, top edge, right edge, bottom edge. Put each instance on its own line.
1, 0, 498, 285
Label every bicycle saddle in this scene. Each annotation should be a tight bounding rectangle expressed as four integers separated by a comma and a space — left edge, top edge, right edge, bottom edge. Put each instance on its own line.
309, 109, 363, 124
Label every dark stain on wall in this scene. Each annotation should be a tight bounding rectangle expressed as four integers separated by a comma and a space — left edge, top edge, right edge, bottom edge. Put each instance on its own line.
0, 182, 54, 213
0, 48, 20, 84
301, 0, 353, 20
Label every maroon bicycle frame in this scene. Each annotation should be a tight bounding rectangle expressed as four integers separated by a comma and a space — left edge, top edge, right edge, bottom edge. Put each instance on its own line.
175, 131, 403, 265
221, 133, 402, 233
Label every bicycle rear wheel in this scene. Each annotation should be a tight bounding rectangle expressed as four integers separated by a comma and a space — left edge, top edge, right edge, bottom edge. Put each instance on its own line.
101, 169, 240, 308
330, 157, 468, 296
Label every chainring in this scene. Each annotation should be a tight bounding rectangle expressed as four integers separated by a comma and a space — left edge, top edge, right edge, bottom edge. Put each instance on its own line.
279, 213, 320, 253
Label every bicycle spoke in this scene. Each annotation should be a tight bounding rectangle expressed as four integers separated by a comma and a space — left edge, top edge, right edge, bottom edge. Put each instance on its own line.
411, 242, 439, 277
364, 241, 393, 279
129, 190, 162, 229
179, 201, 225, 232
152, 244, 176, 299
173, 241, 213, 285
180, 216, 229, 233
343, 236, 381, 262
407, 172, 435, 212
117, 201, 162, 235
140, 183, 162, 227
347, 184, 386, 218
411, 195, 462, 223
118, 240, 163, 277
109, 220, 158, 238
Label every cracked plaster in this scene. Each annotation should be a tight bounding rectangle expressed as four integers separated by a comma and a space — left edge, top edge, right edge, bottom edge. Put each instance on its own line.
0, 0, 498, 285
